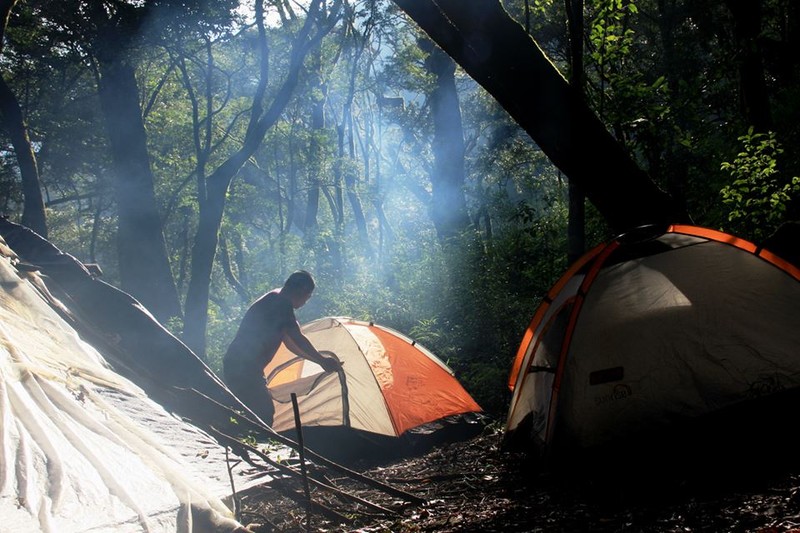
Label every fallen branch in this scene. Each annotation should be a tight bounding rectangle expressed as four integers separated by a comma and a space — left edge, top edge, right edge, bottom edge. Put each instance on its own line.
267, 478, 354, 525
186, 387, 426, 506
208, 426, 400, 517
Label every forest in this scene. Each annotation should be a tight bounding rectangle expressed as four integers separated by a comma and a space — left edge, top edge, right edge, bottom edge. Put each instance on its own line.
1, 0, 799, 417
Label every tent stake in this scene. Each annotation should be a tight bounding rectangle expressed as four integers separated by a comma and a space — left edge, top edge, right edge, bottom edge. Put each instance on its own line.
291, 392, 312, 528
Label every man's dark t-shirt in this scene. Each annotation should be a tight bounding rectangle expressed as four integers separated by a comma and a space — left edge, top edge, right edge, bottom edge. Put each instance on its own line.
223, 289, 296, 423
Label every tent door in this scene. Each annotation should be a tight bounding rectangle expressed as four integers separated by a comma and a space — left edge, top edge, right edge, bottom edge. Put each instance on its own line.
266, 351, 351, 428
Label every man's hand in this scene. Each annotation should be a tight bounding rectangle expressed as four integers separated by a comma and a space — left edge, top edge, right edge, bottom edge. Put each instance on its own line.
319, 356, 343, 373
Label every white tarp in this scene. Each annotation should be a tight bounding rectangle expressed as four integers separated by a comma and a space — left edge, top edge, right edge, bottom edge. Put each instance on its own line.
0, 243, 244, 532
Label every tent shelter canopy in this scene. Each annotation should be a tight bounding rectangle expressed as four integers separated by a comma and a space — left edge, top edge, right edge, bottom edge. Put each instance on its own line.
505, 224, 800, 468
266, 317, 482, 439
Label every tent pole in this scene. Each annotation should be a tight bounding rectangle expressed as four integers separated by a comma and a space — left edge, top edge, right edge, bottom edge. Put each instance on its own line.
291, 392, 313, 527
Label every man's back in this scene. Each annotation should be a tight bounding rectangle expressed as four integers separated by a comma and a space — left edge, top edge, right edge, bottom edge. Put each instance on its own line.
224, 289, 295, 375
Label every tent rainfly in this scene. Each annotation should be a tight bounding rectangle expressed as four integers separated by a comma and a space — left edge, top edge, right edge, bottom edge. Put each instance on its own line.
505, 224, 800, 467
265, 317, 481, 441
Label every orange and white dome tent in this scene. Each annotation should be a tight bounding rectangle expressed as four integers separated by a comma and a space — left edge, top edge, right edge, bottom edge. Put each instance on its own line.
505, 224, 800, 468
264, 317, 481, 442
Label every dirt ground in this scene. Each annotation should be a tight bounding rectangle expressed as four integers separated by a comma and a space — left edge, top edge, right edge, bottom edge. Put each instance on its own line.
238, 424, 800, 532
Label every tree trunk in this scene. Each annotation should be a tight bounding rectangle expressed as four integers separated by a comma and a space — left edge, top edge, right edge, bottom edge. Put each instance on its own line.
656, 0, 689, 210
423, 42, 471, 244
0, 0, 47, 238
565, 0, 585, 263
182, 0, 335, 357
725, 0, 772, 133
183, 156, 245, 357
0, 75, 48, 238
304, 42, 325, 235
342, 41, 373, 256
393, 0, 690, 233
219, 232, 249, 303
96, 58, 182, 323
343, 111, 373, 256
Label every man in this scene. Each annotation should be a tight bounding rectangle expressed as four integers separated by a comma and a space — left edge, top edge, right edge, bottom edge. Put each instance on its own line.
223, 270, 340, 425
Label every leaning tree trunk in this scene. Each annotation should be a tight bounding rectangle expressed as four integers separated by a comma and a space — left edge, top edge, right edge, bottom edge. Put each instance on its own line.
96, 58, 183, 324
393, 0, 690, 234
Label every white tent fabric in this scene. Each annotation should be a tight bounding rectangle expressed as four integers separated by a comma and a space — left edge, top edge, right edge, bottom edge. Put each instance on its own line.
0, 243, 243, 532
269, 319, 397, 435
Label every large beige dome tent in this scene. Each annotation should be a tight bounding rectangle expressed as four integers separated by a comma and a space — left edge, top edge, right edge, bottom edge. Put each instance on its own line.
264, 317, 482, 459
505, 224, 800, 469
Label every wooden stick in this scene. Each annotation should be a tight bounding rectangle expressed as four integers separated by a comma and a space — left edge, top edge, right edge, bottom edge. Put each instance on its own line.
290, 392, 312, 526
186, 387, 426, 505
208, 427, 400, 516
268, 478, 354, 525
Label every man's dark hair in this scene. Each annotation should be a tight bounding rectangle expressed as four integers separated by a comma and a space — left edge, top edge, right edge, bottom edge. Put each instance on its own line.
283, 270, 315, 294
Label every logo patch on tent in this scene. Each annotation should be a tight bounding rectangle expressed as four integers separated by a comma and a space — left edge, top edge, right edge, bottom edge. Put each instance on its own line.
747, 374, 788, 398
589, 366, 624, 385
594, 383, 632, 405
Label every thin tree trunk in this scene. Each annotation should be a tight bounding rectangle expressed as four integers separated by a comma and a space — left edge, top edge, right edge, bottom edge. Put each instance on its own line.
286, 140, 298, 234
219, 232, 249, 303
566, 0, 585, 263
304, 42, 325, 234
304, 175, 321, 232
232, 230, 249, 289
725, 0, 772, 133
423, 41, 471, 245
0, 0, 47, 237
342, 39, 373, 256
334, 124, 346, 228
89, 196, 104, 262
96, 58, 182, 323
344, 109, 373, 256
182, 0, 337, 357
358, 108, 394, 252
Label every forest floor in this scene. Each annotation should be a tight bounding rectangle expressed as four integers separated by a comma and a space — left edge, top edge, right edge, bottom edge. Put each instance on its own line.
238, 423, 800, 532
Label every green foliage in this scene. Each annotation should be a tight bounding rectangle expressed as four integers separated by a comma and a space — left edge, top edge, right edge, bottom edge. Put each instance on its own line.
720, 129, 800, 242
589, 0, 639, 69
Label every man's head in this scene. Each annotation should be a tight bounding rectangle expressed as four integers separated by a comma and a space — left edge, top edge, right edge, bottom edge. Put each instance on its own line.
282, 270, 315, 308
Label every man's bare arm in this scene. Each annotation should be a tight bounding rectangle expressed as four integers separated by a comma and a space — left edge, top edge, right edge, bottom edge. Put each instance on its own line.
283, 324, 341, 371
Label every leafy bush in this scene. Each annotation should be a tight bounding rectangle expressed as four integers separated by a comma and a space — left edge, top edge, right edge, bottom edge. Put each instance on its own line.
720, 129, 800, 242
